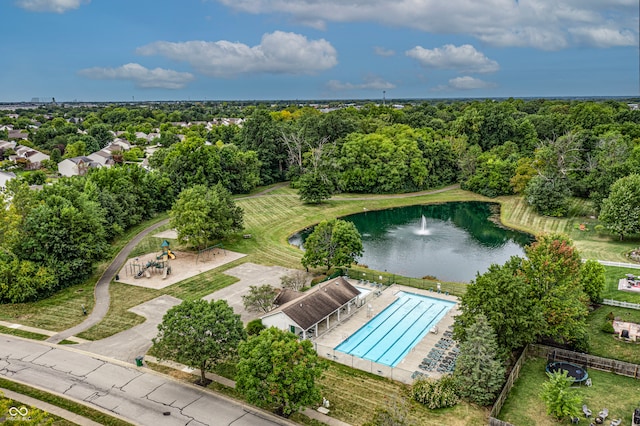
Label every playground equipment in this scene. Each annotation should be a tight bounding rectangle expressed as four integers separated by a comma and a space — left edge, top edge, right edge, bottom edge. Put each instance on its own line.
196, 244, 226, 264
128, 240, 174, 279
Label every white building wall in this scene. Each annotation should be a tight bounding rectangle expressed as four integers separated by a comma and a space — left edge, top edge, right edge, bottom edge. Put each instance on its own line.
261, 311, 296, 332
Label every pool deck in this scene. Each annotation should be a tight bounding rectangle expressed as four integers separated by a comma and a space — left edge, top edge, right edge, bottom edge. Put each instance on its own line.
313, 281, 460, 384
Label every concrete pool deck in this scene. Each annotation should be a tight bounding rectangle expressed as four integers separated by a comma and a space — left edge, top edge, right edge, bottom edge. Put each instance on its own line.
313, 281, 460, 384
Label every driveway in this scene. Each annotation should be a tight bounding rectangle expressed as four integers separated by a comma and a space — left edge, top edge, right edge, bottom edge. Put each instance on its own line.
0, 335, 292, 426
74, 295, 182, 363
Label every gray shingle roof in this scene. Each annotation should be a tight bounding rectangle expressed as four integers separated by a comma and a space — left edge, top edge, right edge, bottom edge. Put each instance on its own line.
277, 277, 360, 330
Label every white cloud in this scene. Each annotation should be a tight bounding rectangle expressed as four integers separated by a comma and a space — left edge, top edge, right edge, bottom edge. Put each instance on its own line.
16, 0, 88, 13
406, 44, 499, 73
78, 63, 195, 89
213, 0, 638, 50
434, 76, 496, 91
326, 76, 396, 91
136, 31, 337, 77
569, 26, 638, 48
374, 46, 395, 57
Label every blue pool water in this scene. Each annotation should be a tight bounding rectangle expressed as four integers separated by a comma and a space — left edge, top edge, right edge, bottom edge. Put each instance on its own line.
335, 292, 455, 367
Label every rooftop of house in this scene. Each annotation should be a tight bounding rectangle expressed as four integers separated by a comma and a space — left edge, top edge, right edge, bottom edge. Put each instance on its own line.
267, 276, 360, 330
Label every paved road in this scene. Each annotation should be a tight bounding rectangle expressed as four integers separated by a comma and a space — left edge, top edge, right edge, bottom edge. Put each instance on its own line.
47, 219, 170, 344
0, 335, 292, 426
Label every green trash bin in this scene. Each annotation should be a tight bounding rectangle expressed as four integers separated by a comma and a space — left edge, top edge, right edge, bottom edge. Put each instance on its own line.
135, 356, 143, 367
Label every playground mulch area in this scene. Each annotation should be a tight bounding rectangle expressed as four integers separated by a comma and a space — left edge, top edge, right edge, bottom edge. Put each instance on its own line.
116, 249, 246, 290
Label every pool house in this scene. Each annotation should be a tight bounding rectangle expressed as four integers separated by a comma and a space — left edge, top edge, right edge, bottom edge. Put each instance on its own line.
261, 277, 366, 339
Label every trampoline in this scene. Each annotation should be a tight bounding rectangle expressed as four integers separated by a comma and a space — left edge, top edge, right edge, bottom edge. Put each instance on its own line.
546, 362, 589, 383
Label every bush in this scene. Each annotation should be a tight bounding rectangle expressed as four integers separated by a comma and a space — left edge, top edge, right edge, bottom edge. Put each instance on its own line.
601, 320, 615, 334
411, 375, 459, 409
246, 319, 265, 336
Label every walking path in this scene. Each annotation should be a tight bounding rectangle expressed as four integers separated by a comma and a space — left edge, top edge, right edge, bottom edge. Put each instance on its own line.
46, 218, 170, 344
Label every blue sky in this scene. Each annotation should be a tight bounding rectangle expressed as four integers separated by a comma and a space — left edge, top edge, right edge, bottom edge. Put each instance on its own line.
0, 0, 638, 101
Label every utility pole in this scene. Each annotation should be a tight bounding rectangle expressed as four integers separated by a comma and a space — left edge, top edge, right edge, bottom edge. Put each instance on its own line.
382, 90, 386, 106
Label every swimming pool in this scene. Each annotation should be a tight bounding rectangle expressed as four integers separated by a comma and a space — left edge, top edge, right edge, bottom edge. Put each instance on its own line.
335, 292, 454, 367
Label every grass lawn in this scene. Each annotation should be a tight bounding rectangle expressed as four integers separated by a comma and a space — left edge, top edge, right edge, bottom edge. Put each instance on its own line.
498, 196, 640, 262
0, 325, 49, 341
602, 266, 640, 303
587, 306, 640, 364
499, 357, 640, 425
319, 361, 488, 426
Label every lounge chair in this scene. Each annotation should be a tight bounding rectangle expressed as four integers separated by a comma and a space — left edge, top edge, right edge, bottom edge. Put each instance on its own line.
610, 419, 621, 426
583, 405, 592, 418
597, 408, 608, 423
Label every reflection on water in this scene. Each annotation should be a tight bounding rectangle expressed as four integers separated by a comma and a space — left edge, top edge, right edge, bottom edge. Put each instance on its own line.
289, 202, 533, 282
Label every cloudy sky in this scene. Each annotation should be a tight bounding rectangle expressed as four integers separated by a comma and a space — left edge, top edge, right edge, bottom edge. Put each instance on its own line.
1, 0, 638, 101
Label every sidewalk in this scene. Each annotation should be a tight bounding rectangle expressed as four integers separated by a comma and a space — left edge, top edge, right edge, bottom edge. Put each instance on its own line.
0, 387, 103, 426
0, 320, 88, 343
144, 356, 352, 426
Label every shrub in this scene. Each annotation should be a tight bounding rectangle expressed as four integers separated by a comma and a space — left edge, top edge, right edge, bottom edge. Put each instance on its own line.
246, 319, 265, 336
606, 311, 615, 321
411, 375, 459, 409
601, 320, 615, 334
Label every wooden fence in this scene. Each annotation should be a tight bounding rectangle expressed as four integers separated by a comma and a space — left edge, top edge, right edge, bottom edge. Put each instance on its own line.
488, 344, 640, 425
529, 344, 640, 379
602, 299, 640, 310
487, 346, 530, 426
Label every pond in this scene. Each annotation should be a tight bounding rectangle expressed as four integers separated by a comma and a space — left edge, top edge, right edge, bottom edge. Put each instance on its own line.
289, 202, 533, 282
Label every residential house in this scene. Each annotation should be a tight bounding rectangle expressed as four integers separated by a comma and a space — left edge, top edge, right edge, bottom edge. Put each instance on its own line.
57, 156, 100, 177
8, 129, 28, 140
10, 145, 49, 170
261, 276, 362, 339
112, 138, 132, 151
0, 171, 16, 191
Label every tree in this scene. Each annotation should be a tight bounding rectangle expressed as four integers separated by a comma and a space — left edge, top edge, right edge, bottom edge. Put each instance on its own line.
88, 123, 113, 149
236, 327, 327, 417
522, 233, 589, 347
153, 299, 246, 385
579, 260, 606, 304
453, 313, 506, 406
454, 257, 542, 357
298, 171, 334, 204
280, 270, 309, 291
524, 175, 571, 217
242, 284, 278, 313
599, 174, 640, 240
540, 370, 582, 419
170, 184, 243, 250
301, 219, 363, 272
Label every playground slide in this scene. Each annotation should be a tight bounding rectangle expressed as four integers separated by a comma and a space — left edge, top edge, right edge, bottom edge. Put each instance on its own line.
168, 250, 176, 260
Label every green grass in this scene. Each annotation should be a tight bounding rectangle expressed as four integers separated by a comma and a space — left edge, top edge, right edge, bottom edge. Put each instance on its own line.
0, 395, 72, 425
0, 325, 49, 341
0, 279, 95, 332
587, 306, 640, 364
499, 357, 640, 425
601, 266, 640, 303
319, 361, 488, 426
0, 378, 133, 426
498, 196, 640, 262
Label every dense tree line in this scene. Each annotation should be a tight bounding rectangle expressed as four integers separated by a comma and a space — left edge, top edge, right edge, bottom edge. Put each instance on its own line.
2, 97, 640, 302
0, 166, 172, 302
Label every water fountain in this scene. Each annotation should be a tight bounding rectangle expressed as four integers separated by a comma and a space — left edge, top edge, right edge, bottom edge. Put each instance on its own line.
415, 215, 431, 235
